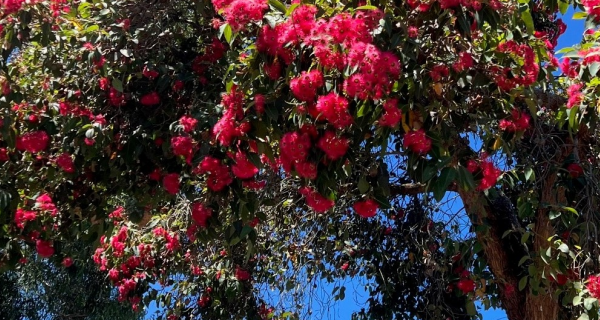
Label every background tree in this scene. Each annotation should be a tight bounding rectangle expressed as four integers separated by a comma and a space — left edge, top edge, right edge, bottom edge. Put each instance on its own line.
0, 241, 142, 320
1, 0, 600, 319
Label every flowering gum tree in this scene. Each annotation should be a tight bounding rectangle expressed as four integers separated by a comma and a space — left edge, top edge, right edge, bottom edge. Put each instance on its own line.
1, 0, 600, 319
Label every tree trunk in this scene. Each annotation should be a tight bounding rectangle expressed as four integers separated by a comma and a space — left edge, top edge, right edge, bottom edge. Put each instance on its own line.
458, 185, 561, 320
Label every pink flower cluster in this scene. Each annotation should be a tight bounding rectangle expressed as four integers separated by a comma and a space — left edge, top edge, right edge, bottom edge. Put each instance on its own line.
195, 156, 233, 191
499, 109, 530, 132
299, 186, 334, 213
403, 129, 432, 155
212, 0, 268, 31
466, 158, 502, 190
492, 41, 539, 91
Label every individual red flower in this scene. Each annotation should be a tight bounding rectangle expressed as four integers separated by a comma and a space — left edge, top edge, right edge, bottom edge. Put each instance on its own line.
341, 262, 349, 271
379, 99, 402, 128
456, 278, 476, 294
403, 129, 431, 155
0, 148, 8, 161
55, 153, 75, 173
235, 267, 251, 281
62, 257, 73, 268
567, 163, 584, 178
353, 199, 379, 218
36, 240, 55, 258
140, 92, 160, 106
179, 115, 198, 133
173, 80, 184, 92
16, 131, 50, 153
143, 66, 159, 79
191, 203, 212, 228
589, 275, 600, 299
317, 131, 349, 161
14, 208, 36, 229
99, 77, 110, 91
299, 187, 334, 213
163, 173, 180, 195
149, 168, 161, 181
230, 151, 259, 179
254, 94, 265, 114
478, 160, 501, 190
171, 136, 195, 164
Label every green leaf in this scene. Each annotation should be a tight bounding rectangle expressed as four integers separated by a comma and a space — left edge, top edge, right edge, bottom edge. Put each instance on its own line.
458, 166, 476, 190
568, 106, 579, 133
358, 176, 370, 194
465, 300, 476, 316
518, 255, 530, 266
520, 8, 534, 33
558, 243, 570, 253
268, 0, 287, 13
578, 314, 590, 320
356, 5, 378, 10
112, 78, 123, 92
558, 0, 569, 15
572, 11, 588, 20
574, 296, 583, 306
223, 24, 233, 44
524, 167, 534, 182
590, 62, 600, 77
432, 167, 457, 202
518, 276, 528, 291
584, 298, 597, 310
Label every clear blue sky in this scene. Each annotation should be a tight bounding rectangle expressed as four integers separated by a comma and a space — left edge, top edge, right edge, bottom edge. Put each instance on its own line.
144, 8, 586, 320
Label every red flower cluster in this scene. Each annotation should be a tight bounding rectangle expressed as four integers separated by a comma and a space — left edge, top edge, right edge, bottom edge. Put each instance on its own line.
143, 66, 159, 79
379, 99, 402, 128
14, 208, 36, 229
499, 109, 530, 132
0, 148, 8, 161
468, 158, 502, 191
36, 239, 55, 258
567, 163, 584, 178
493, 41, 538, 91
163, 173, 180, 195
235, 267, 251, 281
429, 64, 450, 82
456, 278, 476, 294
215, 0, 268, 31
36, 193, 58, 216
567, 83, 584, 109
55, 153, 75, 173
195, 156, 233, 191
254, 94, 265, 114
353, 199, 379, 218
16, 131, 49, 153
279, 131, 312, 174
583, 0, 600, 20
179, 115, 198, 133
230, 151, 258, 179
299, 186, 334, 213
191, 203, 212, 228
403, 129, 432, 155
140, 92, 160, 106
290, 70, 324, 102
315, 92, 353, 129
452, 52, 473, 73
316, 131, 349, 161
213, 90, 250, 146
588, 275, 600, 299
171, 136, 195, 164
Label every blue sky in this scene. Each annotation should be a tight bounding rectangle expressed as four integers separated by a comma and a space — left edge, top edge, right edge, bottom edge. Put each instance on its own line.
143, 8, 587, 320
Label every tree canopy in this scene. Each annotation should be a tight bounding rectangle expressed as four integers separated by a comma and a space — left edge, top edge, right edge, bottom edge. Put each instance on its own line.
1, 0, 600, 319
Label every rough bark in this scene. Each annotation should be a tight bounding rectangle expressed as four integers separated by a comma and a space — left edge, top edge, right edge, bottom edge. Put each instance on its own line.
457, 187, 527, 320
